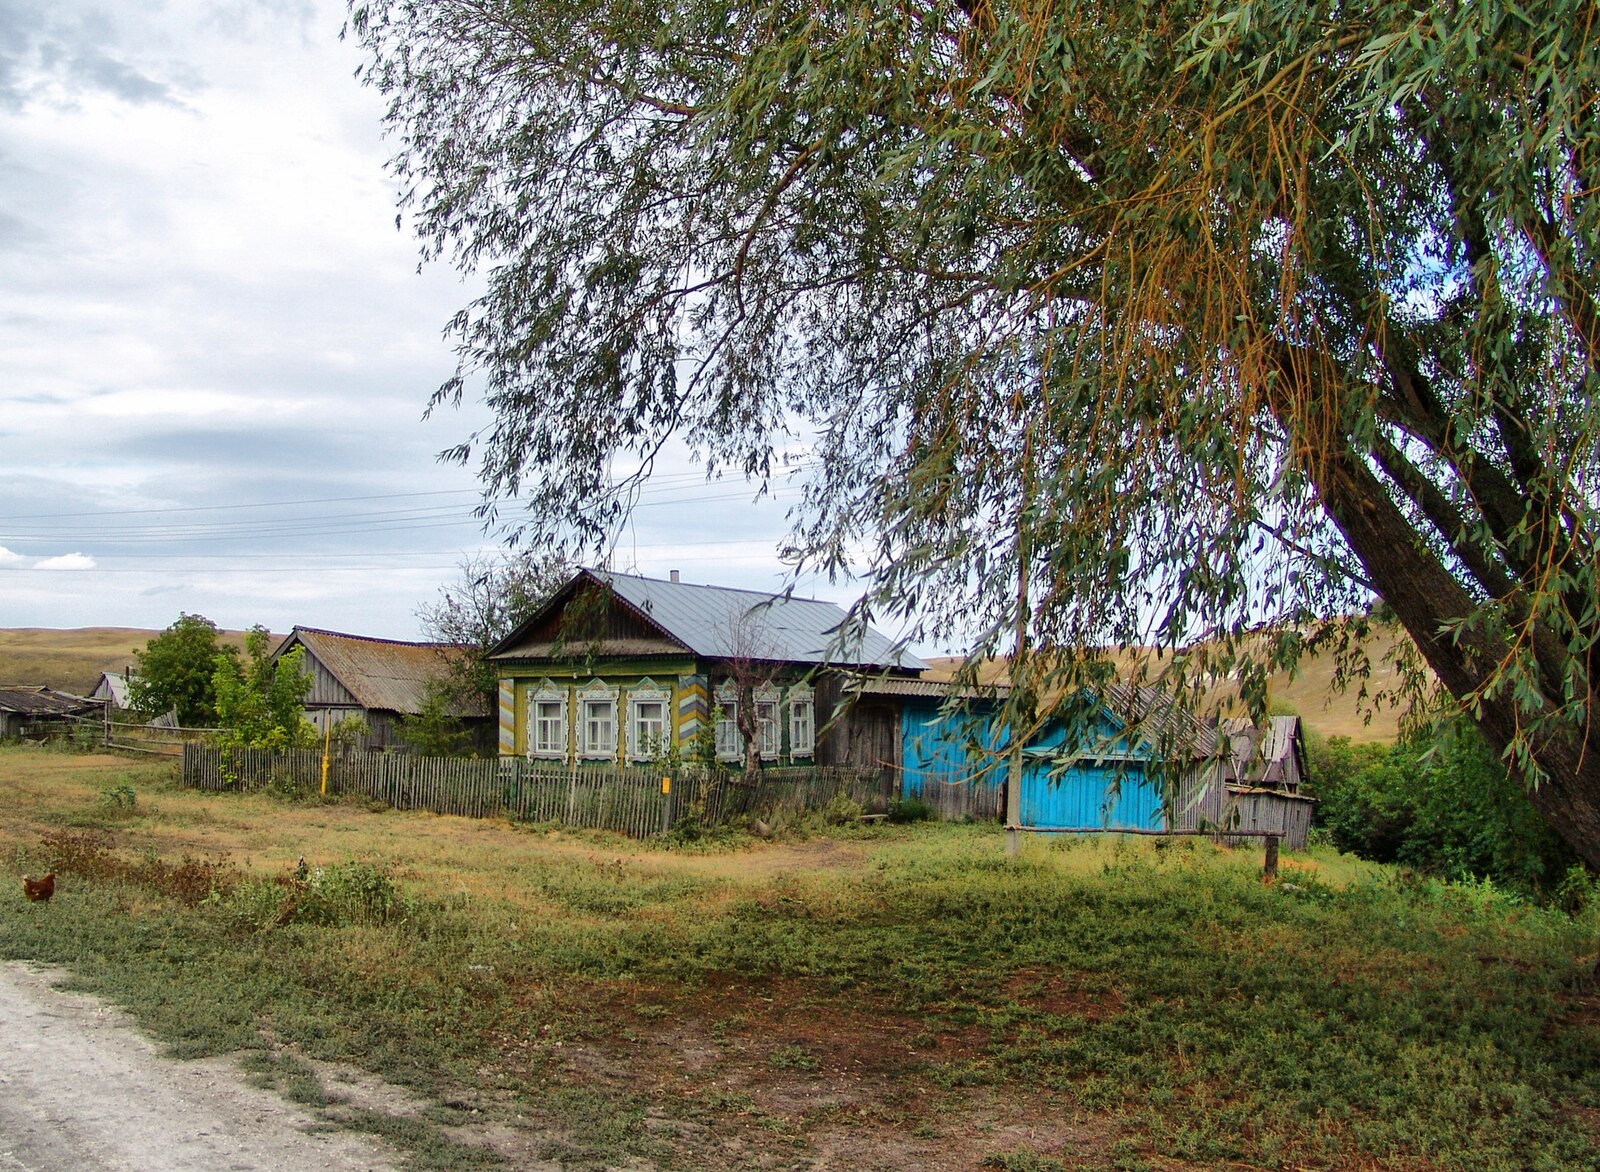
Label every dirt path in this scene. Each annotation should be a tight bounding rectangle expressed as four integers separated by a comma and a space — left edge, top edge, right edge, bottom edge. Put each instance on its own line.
0, 962, 399, 1172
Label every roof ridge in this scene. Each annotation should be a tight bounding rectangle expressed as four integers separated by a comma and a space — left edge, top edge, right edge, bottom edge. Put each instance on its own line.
293, 625, 462, 650
592, 568, 836, 606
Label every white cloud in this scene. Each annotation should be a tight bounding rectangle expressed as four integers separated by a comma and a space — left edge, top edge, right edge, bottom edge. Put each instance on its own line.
34, 552, 96, 570
0, 545, 24, 565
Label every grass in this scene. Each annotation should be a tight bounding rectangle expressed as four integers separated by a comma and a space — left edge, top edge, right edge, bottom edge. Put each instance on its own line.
1, 744, 1597, 1169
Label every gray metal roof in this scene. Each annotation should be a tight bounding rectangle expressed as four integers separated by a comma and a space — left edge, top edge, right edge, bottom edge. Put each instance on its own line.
579, 570, 926, 671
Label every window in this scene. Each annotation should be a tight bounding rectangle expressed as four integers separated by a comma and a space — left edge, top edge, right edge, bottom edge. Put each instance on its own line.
715, 699, 741, 761
788, 689, 815, 758
528, 684, 567, 759
756, 700, 780, 758
582, 698, 615, 757
530, 690, 567, 759
628, 680, 671, 762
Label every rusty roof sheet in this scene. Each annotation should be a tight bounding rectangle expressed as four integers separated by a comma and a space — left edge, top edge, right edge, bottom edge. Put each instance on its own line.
0, 686, 99, 716
282, 628, 486, 718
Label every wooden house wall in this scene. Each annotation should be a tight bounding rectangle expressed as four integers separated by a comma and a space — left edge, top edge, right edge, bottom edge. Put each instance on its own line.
298, 651, 361, 707
815, 675, 899, 773
898, 698, 1006, 820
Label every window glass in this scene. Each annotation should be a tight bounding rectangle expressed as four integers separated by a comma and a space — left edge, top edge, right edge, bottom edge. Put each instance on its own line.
582, 698, 615, 756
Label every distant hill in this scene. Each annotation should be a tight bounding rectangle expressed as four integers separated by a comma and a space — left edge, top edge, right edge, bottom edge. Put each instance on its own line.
0, 627, 281, 697
923, 623, 1418, 745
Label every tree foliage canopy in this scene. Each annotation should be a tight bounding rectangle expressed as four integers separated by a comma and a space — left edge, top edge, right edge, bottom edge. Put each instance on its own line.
129, 613, 239, 726
415, 550, 570, 714
211, 627, 317, 752
351, 1, 1600, 862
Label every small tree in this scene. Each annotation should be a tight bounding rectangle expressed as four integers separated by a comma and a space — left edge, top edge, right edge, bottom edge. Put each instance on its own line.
417, 550, 570, 716
129, 613, 239, 726
397, 682, 474, 757
212, 627, 316, 751
718, 605, 781, 786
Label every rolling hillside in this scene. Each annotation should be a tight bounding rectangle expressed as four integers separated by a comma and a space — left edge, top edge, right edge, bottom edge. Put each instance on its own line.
0, 627, 278, 697
922, 623, 1418, 744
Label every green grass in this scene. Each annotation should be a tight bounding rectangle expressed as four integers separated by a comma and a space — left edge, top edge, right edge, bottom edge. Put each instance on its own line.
1, 746, 1597, 1169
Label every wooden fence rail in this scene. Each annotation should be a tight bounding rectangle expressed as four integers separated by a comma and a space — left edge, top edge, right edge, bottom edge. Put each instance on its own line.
180, 745, 885, 839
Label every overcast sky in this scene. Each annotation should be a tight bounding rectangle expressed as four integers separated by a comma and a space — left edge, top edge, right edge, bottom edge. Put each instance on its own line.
0, 0, 859, 643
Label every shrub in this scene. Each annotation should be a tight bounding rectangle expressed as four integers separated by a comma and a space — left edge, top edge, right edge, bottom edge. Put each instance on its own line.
234, 862, 409, 931
820, 794, 863, 826
887, 797, 934, 824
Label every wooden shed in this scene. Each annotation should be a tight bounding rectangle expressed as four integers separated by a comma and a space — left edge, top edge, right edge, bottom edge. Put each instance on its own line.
0, 686, 99, 739
272, 627, 489, 752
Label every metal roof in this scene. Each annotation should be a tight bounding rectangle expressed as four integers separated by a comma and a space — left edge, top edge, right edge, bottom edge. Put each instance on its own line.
281, 628, 486, 718
1220, 714, 1303, 785
500, 569, 927, 671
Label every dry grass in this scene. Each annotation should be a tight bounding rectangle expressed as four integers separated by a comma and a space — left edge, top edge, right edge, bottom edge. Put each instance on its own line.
1, 747, 1595, 1171
0, 626, 281, 696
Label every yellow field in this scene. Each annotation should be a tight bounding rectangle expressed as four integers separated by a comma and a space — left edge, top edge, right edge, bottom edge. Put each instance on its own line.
0, 627, 279, 697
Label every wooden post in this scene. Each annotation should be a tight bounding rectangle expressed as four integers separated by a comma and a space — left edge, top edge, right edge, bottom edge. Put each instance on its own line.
1263, 836, 1280, 882
659, 772, 675, 836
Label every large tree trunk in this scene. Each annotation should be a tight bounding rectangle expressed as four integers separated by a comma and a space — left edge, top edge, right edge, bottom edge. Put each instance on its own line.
1309, 425, 1600, 871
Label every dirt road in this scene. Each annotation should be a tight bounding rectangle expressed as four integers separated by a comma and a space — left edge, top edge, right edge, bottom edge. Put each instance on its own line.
0, 962, 398, 1171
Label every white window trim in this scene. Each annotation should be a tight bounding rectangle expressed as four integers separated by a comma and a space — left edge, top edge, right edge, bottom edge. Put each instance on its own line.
528, 682, 568, 760
576, 680, 619, 760
626, 679, 671, 763
787, 685, 815, 759
756, 702, 780, 759
714, 681, 743, 761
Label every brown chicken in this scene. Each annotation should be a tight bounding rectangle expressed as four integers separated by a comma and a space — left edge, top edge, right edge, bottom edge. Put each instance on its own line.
22, 872, 54, 902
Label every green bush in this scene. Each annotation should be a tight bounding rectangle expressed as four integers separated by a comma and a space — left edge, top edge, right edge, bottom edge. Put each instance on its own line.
1306, 718, 1582, 901
229, 861, 407, 931
887, 797, 934, 824
820, 794, 863, 826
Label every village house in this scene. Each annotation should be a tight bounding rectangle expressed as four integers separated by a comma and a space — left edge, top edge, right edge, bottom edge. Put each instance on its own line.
272, 626, 490, 752
0, 686, 100, 740
487, 568, 926, 768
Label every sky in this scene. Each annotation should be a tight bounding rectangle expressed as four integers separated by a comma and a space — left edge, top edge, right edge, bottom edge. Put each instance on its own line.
0, 0, 857, 644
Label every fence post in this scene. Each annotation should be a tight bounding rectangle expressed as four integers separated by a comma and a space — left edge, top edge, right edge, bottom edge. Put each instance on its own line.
1263, 836, 1280, 882
659, 770, 675, 836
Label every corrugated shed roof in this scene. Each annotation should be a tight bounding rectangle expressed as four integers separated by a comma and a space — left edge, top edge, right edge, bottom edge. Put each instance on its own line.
0, 686, 99, 716
1096, 682, 1221, 758
1219, 714, 1303, 785
283, 628, 486, 718
845, 674, 1009, 701
498, 569, 927, 671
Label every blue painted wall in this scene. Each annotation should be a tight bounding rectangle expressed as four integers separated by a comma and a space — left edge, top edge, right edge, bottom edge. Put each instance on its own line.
898, 699, 1168, 830
898, 698, 1006, 811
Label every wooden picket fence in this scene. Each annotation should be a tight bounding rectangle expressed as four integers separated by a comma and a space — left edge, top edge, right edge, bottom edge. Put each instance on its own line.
180, 744, 886, 839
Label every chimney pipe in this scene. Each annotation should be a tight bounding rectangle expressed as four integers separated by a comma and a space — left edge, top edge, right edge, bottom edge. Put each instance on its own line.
669, 570, 680, 584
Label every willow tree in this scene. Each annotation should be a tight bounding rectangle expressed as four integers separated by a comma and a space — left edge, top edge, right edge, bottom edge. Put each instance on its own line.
349, 1, 1600, 864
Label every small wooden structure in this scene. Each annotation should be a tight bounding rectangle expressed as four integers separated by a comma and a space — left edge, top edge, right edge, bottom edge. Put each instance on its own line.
0, 686, 99, 739
882, 679, 1315, 849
